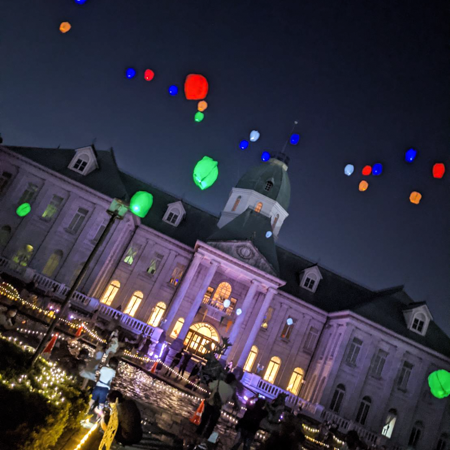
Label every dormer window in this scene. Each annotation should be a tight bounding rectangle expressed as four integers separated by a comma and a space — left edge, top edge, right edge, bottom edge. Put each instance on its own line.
163, 201, 186, 227
412, 313, 425, 333
265, 181, 273, 192
167, 209, 180, 224
403, 302, 432, 336
68, 146, 99, 176
304, 276, 316, 289
73, 155, 89, 173
300, 266, 323, 293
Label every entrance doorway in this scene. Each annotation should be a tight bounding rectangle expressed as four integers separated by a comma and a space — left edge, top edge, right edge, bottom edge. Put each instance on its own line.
184, 322, 219, 357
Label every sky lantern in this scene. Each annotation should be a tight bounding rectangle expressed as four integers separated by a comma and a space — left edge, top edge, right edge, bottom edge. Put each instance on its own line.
261, 151, 270, 162
410, 191, 422, 204
286, 317, 294, 326
144, 69, 155, 81
362, 165, 372, 176
194, 111, 205, 122
359, 181, 369, 192
74, 0, 87, 4
433, 163, 445, 179
184, 74, 209, 100
372, 163, 383, 176
59, 22, 71, 33
250, 130, 260, 142
405, 148, 417, 163
240, 140, 249, 150
130, 191, 153, 218
344, 164, 354, 176
198, 101, 208, 112
16, 203, 31, 217
193, 156, 219, 190
168, 85, 178, 96
428, 370, 450, 399
125, 68, 136, 79
290, 134, 300, 145
223, 299, 231, 308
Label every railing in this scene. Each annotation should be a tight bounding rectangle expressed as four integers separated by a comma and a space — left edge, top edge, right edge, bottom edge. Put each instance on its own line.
0, 255, 30, 278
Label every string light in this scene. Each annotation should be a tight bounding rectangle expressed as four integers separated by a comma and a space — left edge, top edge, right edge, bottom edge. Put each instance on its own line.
73, 423, 98, 450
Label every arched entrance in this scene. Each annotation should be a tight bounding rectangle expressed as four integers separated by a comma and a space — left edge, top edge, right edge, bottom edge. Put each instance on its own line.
184, 322, 219, 357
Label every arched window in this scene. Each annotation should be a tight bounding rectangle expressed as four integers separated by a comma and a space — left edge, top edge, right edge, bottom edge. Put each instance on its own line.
265, 181, 273, 192
211, 282, 232, 307
330, 384, 345, 413
42, 250, 63, 277
184, 322, 220, 356
101, 280, 121, 306
124, 291, 144, 317
355, 396, 371, 425
272, 214, 279, 231
244, 345, 258, 372
0, 225, 11, 246
264, 356, 281, 384
255, 202, 263, 213
170, 317, 185, 338
148, 301, 166, 327
382, 409, 398, 439
408, 421, 423, 448
412, 312, 426, 333
436, 433, 448, 450
232, 196, 241, 212
287, 368, 304, 395
12, 244, 34, 267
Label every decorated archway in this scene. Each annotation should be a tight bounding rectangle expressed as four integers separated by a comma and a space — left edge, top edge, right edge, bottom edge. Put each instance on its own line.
184, 322, 219, 357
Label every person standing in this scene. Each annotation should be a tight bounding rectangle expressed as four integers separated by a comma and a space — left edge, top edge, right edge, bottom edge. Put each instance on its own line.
165, 350, 183, 377
175, 352, 192, 379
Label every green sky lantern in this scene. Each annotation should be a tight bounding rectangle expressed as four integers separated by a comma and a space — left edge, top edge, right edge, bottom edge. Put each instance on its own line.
16, 203, 31, 217
129, 191, 153, 218
195, 111, 205, 123
193, 156, 219, 190
428, 369, 450, 399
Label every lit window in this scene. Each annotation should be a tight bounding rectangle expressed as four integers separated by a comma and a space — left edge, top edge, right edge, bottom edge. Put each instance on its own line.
287, 368, 304, 395
381, 409, 397, 439
42, 250, 63, 277
254, 202, 263, 213
272, 214, 279, 230
261, 307, 274, 329
124, 291, 144, 317
263, 356, 281, 384
73, 155, 89, 173
12, 244, 34, 267
330, 384, 345, 413
101, 280, 120, 306
408, 421, 423, 448
202, 286, 215, 305
304, 327, 319, 352
18, 183, 38, 205
397, 361, 413, 390
303, 275, 316, 290
355, 396, 371, 425
265, 181, 273, 192
243, 346, 258, 372
148, 301, 166, 327
0, 171, 12, 194
280, 320, 295, 340
346, 337, 363, 365
370, 349, 388, 378
210, 282, 232, 309
42, 195, 64, 221
147, 253, 163, 274
412, 313, 426, 333
170, 318, 184, 338
0, 225, 11, 246
169, 264, 185, 286
232, 196, 241, 212
123, 245, 140, 265
92, 219, 108, 243
67, 207, 89, 233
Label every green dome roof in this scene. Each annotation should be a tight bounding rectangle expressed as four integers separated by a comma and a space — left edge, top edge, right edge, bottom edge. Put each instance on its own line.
236, 158, 291, 210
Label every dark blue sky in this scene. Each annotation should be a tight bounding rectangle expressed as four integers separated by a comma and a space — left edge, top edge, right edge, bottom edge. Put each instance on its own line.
1, 0, 450, 334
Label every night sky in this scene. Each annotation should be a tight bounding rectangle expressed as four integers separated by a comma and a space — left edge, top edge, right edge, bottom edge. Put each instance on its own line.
1, 1, 450, 334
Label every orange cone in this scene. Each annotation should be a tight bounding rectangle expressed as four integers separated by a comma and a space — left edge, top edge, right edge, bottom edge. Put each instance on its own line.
75, 325, 84, 337
190, 400, 205, 425
150, 361, 158, 373
43, 334, 59, 356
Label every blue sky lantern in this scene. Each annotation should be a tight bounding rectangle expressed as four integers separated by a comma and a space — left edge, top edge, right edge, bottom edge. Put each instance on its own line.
290, 133, 300, 145
405, 148, 417, 163
130, 191, 153, 218
250, 130, 260, 142
74, 0, 87, 4
344, 164, 354, 176
126, 68, 136, 79
372, 163, 383, 176
261, 151, 271, 162
265, 231, 273, 238
240, 140, 249, 150
168, 85, 178, 96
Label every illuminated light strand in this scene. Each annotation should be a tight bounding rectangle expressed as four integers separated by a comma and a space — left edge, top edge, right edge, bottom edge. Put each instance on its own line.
73, 423, 99, 450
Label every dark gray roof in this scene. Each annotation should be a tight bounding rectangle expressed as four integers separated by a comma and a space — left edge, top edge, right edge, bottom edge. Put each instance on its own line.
236, 158, 291, 210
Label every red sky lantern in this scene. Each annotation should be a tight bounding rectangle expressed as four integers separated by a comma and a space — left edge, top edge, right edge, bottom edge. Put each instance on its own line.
184, 74, 209, 100
144, 69, 155, 81
362, 165, 372, 176
433, 163, 445, 179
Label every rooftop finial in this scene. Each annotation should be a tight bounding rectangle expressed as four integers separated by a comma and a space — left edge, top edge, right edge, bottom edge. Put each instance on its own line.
275, 120, 299, 166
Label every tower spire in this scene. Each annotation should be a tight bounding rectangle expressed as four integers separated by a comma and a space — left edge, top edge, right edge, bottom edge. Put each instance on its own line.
274, 120, 299, 166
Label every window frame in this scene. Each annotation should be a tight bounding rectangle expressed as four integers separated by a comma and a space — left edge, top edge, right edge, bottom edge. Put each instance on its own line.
124, 291, 144, 317
286, 368, 304, 395
148, 301, 166, 327
397, 361, 413, 391
73, 155, 89, 173
355, 396, 371, 425
147, 253, 164, 275
0, 171, 13, 195
67, 207, 89, 234
330, 384, 345, 413
243, 345, 258, 372
303, 326, 319, 352
41, 194, 64, 221
263, 356, 281, 384
18, 182, 39, 206
346, 337, 363, 366
370, 349, 388, 378
101, 280, 121, 306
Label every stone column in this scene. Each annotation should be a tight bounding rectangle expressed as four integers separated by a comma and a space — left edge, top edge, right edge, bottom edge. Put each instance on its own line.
161, 253, 203, 332
224, 280, 259, 361
237, 287, 277, 368
176, 260, 219, 342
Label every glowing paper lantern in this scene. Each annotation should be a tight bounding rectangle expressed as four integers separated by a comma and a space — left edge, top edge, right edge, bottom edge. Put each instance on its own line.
184, 74, 209, 100
223, 299, 231, 308
261, 151, 271, 162
290, 134, 300, 145
236, 308, 242, 316
409, 191, 422, 204
130, 191, 153, 218
428, 370, 450, 399
126, 68, 136, 79
198, 101, 208, 112
250, 130, 260, 142
240, 140, 249, 150
359, 181, 369, 192
405, 148, 417, 163
372, 163, 383, 176
168, 85, 178, 96
194, 111, 205, 122
59, 22, 71, 33
344, 164, 354, 176
74, 0, 87, 4
265, 231, 273, 238
144, 69, 155, 81
362, 165, 372, 176
193, 156, 219, 190
286, 318, 294, 326
16, 203, 31, 217
433, 163, 445, 179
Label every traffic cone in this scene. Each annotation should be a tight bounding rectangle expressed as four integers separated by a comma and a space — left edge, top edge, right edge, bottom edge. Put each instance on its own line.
42, 334, 59, 356
150, 361, 158, 373
75, 324, 84, 337
190, 400, 205, 425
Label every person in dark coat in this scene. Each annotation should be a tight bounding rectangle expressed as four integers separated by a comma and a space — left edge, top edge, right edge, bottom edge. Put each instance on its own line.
175, 352, 192, 379
165, 350, 183, 376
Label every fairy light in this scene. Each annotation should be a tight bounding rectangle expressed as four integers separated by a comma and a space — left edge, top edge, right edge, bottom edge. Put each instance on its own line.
73, 423, 98, 450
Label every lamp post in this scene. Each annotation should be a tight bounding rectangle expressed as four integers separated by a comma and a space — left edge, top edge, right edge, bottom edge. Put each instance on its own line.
30, 199, 128, 366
